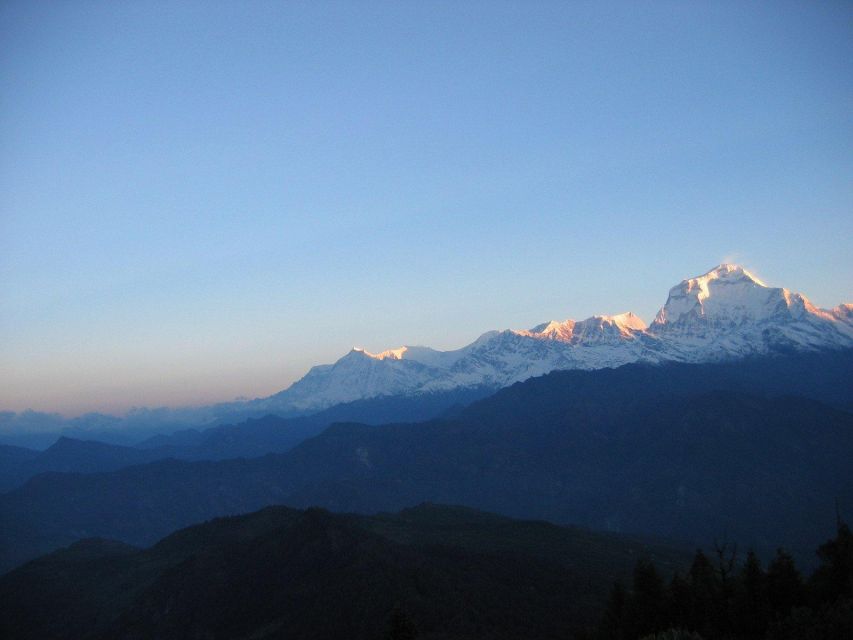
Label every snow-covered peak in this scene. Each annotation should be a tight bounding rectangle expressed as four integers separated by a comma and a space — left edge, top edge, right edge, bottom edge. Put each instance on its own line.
516, 312, 646, 343
652, 264, 773, 327
516, 319, 577, 342
599, 312, 647, 332
348, 344, 464, 368
648, 264, 853, 357
570, 312, 648, 345
352, 346, 408, 361
711, 263, 765, 285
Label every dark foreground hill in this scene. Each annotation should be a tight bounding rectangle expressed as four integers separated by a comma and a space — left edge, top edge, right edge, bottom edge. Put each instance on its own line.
1, 352, 851, 573
0, 503, 689, 640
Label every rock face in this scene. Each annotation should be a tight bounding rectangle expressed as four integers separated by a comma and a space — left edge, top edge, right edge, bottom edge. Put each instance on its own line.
248, 264, 853, 414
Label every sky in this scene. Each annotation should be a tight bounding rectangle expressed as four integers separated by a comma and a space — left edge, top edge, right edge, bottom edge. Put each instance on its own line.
1, 1, 851, 416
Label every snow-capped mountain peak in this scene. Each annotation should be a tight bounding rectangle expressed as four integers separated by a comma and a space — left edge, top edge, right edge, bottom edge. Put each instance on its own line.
577, 312, 648, 336
352, 346, 408, 361
647, 264, 853, 357
652, 264, 769, 326
517, 319, 577, 341
515, 312, 646, 344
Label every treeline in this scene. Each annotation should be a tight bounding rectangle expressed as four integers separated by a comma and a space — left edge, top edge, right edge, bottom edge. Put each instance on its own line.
585, 521, 853, 640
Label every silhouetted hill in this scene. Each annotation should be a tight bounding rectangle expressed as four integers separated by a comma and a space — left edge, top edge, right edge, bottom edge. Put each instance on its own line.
0, 503, 690, 640
1, 352, 851, 573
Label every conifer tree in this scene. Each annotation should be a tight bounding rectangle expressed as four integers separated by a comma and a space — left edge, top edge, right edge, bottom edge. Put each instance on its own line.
599, 581, 627, 640
733, 550, 769, 638
687, 550, 718, 634
810, 520, 853, 603
667, 572, 692, 631
627, 559, 667, 638
766, 549, 805, 618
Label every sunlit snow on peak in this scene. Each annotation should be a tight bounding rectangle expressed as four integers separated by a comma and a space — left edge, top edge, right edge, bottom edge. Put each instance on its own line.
707, 263, 766, 286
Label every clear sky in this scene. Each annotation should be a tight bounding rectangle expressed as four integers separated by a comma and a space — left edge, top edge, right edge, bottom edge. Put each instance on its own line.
1, 1, 851, 416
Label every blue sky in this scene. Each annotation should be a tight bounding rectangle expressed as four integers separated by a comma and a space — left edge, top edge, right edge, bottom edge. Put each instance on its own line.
1, 1, 851, 415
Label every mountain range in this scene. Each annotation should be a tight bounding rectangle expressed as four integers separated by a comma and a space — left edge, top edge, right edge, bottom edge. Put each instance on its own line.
256, 264, 852, 414
3, 263, 851, 447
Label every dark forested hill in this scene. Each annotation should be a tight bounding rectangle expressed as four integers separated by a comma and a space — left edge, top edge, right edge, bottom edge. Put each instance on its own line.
1, 352, 851, 574
0, 503, 690, 640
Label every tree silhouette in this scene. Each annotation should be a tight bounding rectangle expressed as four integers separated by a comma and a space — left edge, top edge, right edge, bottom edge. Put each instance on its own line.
766, 549, 805, 618
600, 581, 627, 640
385, 605, 418, 640
667, 572, 692, 631
590, 524, 853, 640
626, 559, 667, 638
732, 550, 769, 638
687, 550, 718, 634
811, 520, 853, 603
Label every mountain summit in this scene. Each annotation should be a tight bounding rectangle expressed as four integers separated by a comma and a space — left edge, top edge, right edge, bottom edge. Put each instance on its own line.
651, 264, 853, 357
247, 265, 853, 414
654, 264, 768, 326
